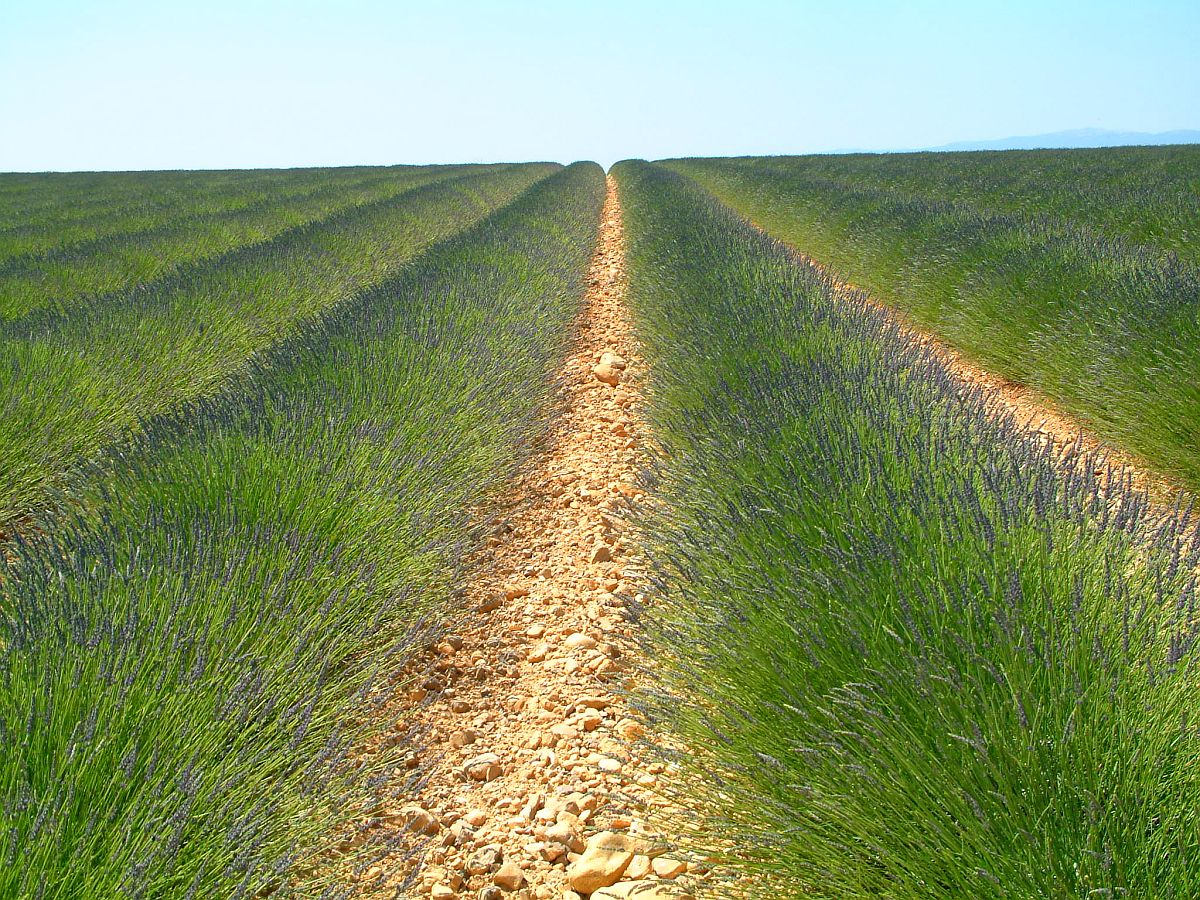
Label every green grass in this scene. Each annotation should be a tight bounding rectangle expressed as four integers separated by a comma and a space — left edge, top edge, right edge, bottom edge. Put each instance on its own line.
664, 149, 1200, 493
0, 161, 605, 899
616, 159, 1200, 898
0, 163, 555, 527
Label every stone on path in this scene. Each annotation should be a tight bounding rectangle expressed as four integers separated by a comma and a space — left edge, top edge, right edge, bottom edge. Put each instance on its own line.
492, 860, 525, 890
599, 351, 627, 371
593, 362, 621, 385
625, 854, 652, 879
566, 831, 638, 892
467, 844, 504, 875
564, 632, 598, 650
399, 805, 439, 835
462, 753, 503, 782
652, 857, 688, 879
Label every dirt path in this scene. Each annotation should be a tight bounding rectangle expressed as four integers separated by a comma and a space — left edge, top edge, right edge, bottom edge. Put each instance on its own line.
761, 233, 1182, 504
362, 178, 703, 899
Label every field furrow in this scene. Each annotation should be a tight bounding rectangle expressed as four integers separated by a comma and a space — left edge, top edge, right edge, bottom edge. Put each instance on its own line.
671, 147, 1200, 262
2, 141, 1197, 900
0, 164, 554, 527
0, 162, 605, 898
0, 166, 471, 315
614, 159, 1200, 898
665, 154, 1200, 492
0, 166, 432, 238
352, 175, 706, 900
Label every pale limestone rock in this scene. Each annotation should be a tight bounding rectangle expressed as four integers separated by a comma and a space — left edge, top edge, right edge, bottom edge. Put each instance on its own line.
652, 857, 688, 879
466, 844, 504, 875
398, 805, 439, 836
593, 362, 621, 385
566, 831, 636, 892
462, 753, 503, 782
493, 860, 525, 890
624, 854, 652, 879
599, 351, 627, 370
564, 633, 598, 651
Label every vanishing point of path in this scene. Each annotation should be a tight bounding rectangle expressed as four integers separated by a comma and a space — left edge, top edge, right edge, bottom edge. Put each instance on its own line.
362, 178, 707, 899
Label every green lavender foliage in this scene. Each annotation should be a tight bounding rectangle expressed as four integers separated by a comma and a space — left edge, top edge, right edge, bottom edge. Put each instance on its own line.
671, 146, 1200, 260
664, 148, 1200, 492
616, 159, 1200, 898
0, 161, 605, 899
0, 164, 484, 319
0, 166, 489, 255
0, 163, 554, 526
0, 168, 359, 253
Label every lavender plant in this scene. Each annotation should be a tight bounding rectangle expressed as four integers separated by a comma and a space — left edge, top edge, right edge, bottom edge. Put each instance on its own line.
0, 162, 605, 897
0, 163, 555, 527
0, 164, 476, 319
0, 167, 356, 253
667, 145, 1200, 263
664, 148, 1200, 492
615, 159, 1200, 898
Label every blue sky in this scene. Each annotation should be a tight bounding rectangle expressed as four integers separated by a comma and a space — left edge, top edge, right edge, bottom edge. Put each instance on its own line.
1, 0, 1197, 171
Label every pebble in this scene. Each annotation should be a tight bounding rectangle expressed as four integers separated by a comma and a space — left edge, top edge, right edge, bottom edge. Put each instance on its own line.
625, 855, 652, 879
564, 633, 598, 651
399, 805, 439, 836
652, 857, 688, 879
599, 351, 627, 370
544, 821, 584, 852
467, 845, 504, 875
462, 753, 504, 782
593, 362, 621, 385
493, 860, 526, 890
566, 831, 636, 892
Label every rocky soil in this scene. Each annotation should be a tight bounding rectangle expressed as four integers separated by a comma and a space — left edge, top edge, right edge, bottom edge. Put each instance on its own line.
361, 177, 706, 899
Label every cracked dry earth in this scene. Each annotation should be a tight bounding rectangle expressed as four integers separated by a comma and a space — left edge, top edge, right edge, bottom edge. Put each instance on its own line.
363, 177, 707, 900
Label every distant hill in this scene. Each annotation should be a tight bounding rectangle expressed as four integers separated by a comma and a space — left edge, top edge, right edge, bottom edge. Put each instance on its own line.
925, 128, 1200, 152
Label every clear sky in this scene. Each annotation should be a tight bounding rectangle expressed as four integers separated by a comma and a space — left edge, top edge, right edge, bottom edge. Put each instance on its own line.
1, 0, 1197, 171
